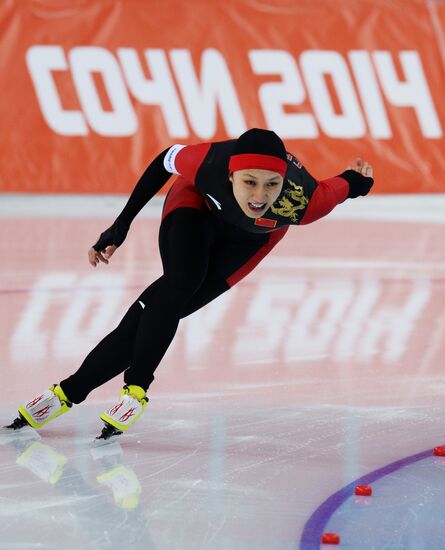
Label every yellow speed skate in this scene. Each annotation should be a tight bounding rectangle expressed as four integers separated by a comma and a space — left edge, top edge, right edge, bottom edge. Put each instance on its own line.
6, 384, 72, 430
96, 385, 148, 444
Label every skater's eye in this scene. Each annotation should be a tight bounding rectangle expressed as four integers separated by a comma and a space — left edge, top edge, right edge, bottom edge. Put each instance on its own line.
244, 179, 256, 186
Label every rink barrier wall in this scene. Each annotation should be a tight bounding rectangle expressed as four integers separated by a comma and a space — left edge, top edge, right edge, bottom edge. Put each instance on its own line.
0, 0, 444, 194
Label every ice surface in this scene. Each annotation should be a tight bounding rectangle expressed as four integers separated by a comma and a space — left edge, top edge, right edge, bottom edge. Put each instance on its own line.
1, 195, 444, 549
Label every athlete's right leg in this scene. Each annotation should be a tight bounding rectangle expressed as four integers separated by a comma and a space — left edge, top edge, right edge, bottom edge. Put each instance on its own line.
120, 207, 216, 389
97, 206, 217, 437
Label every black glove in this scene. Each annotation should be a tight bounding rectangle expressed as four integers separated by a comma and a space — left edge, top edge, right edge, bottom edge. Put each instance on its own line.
92, 218, 129, 251
338, 169, 374, 199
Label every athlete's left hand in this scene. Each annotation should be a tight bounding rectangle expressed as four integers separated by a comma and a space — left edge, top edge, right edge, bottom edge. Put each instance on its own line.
341, 158, 374, 199
348, 158, 373, 178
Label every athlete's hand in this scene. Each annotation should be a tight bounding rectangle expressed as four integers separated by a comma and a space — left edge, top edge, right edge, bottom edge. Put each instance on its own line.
341, 158, 374, 199
348, 158, 373, 178
88, 245, 117, 267
89, 218, 129, 267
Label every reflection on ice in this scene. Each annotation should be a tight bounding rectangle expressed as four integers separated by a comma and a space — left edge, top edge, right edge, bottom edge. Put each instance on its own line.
1, 403, 445, 549
0, 425, 152, 549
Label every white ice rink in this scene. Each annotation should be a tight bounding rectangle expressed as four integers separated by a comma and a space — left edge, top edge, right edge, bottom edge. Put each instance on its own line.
1, 194, 445, 549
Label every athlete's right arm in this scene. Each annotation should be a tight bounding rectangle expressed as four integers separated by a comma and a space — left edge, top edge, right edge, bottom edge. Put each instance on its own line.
115, 142, 210, 232
89, 148, 171, 266
89, 143, 210, 266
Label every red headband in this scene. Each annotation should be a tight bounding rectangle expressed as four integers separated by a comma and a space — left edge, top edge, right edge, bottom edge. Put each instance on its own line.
228, 153, 287, 177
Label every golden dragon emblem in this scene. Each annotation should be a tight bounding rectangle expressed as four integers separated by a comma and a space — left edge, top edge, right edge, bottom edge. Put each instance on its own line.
271, 180, 308, 222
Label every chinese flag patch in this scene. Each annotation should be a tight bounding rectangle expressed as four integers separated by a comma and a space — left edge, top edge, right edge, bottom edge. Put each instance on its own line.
254, 218, 277, 228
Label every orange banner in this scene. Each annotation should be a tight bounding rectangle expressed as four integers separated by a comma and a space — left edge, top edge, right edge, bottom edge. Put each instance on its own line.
0, 0, 444, 194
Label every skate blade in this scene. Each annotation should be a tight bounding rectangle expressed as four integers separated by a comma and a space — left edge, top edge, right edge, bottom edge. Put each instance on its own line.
92, 426, 123, 448
92, 433, 122, 448
0, 425, 41, 445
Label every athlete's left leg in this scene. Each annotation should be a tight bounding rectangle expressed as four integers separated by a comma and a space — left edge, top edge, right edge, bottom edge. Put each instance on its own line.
60, 280, 163, 404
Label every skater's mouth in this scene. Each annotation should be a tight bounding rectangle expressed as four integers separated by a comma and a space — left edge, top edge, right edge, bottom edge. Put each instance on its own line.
247, 201, 267, 213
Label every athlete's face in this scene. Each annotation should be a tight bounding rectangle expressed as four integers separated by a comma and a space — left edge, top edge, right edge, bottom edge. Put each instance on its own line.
230, 169, 284, 218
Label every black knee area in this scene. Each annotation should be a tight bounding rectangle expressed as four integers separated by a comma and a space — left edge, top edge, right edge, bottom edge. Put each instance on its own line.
139, 276, 201, 317
114, 300, 145, 339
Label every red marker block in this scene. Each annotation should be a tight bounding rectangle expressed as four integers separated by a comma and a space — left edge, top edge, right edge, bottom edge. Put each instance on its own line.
321, 532, 340, 545
354, 484, 372, 496
433, 446, 445, 457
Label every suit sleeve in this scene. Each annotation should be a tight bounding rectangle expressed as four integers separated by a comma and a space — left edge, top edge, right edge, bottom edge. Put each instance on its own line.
116, 148, 172, 227
92, 143, 213, 251
163, 143, 211, 182
300, 176, 349, 225
93, 148, 172, 250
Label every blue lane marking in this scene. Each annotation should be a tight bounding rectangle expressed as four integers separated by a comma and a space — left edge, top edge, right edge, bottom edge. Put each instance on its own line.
299, 446, 439, 550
